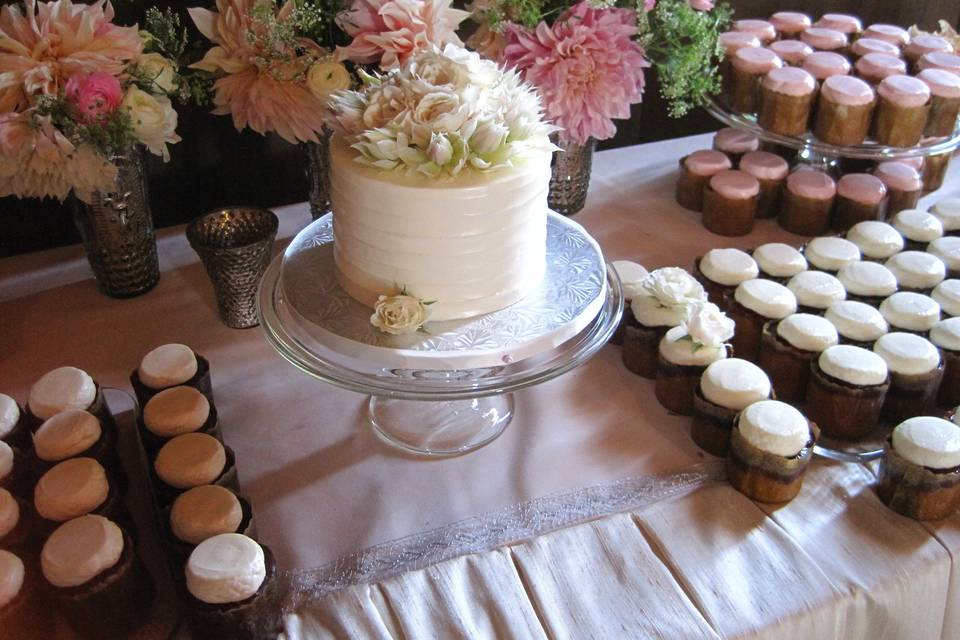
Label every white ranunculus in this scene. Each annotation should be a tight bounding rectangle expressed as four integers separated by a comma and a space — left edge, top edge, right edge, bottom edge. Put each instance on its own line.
427, 133, 453, 166
683, 301, 735, 349
639, 267, 707, 308
470, 120, 508, 154
307, 61, 352, 100
137, 53, 179, 95
122, 87, 180, 161
370, 294, 430, 335
413, 92, 461, 126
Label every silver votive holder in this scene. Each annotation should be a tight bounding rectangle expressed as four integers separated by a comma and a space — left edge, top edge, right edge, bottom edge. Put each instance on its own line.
187, 207, 279, 329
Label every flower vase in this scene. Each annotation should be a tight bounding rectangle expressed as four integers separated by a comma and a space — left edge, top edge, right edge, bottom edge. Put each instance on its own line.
549, 137, 596, 216
72, 150, 160, 298
306, 127, 333, 221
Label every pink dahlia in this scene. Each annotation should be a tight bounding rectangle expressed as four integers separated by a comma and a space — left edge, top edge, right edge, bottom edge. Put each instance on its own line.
189, 0, 328, 144
503, 1, 649, 146
0, 0, 142, 113
336, 0, 470, 69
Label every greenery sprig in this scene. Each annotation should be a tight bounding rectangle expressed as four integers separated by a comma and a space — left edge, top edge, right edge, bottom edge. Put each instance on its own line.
143, 7, 215, 107
34, 94, 138, 158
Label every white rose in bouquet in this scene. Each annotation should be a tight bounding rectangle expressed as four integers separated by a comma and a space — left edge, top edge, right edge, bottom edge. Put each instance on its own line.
137, 53, 179, 95
123, 87, 181, 161
683, 301, 735, 349
371, 294, 430, 334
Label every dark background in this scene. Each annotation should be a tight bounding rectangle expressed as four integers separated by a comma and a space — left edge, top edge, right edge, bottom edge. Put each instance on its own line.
2, 0, 959, 256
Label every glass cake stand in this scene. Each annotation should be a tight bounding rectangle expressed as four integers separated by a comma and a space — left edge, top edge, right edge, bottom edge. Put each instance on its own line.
258, 211, 623, 457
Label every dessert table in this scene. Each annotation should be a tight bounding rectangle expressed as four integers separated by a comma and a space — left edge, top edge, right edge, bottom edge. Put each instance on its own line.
3, 132, 960, 640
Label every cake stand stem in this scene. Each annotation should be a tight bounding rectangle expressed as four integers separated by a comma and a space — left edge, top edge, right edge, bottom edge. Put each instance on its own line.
368, 394, 515, 456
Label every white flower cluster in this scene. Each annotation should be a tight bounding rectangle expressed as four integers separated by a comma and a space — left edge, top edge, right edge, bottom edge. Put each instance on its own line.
679, 301, 735, 349
631, 267, 707, 328
328, 44, 557, 177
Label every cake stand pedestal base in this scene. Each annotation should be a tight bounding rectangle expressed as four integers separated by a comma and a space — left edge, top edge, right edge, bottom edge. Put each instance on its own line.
369, 394, 515, 457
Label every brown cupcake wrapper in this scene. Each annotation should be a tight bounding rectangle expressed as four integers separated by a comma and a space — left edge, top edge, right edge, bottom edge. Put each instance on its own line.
757, 322, 818, 404
881, 364, 944, 424
884, 186, 922, 217
622, 320, 668, 379
937, 348, 960, 407
814, 97, 875, 146
724, 294, 767, 363
759, 85, 816, 137
726, 420, 817, 504
877, 445, 960, 520
833, 195, 886, 232
780, 191, 834, 236
702, 183, 758, 237
676, 159, 712, 212
873, 98, 930, 147
804, 362, 889, 440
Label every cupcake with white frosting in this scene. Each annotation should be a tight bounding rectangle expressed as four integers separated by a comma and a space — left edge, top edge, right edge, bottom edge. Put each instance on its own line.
654, 302, 734, 416
141, 386, 220, 456
837, 261, 898, 306
167, 485, 255, 562
805, 344, 890, 439
758, 313, 839, 403
31, 410, 121, 481
726, 279, 798, 361
726, 400, 816, 503
931, 198, 960, 236
927, 236, 960, 279
691, 358, 771, 456
802, 236, 862, 274
0, 550, 53, 640
694, 248, 759, 306
874, 333, 943, 423
183, 533, 280, 640
752, 243, 807, 282
34, 457, 128, 533
933, 280, 960, 318
27, 367, 110, 430
932, 317, 960, 408
132, 343, 214, 408
0, 394, 30, 452
885, 250, 947, 293
878, 417, 960, 520
623, 268, 706, 378
154, 433, 237, 506
845, 220, 904, 261
824, 299, 889, 347
610, 260, 649, 345
41, 515, 154, 636
879, 291, 941, 335
788, 270, 846, 314
891, 209, 944, 251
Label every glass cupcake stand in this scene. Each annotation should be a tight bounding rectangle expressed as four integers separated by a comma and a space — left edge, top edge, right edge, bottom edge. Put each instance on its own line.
258, 211, 622, 456
705, 96, 960, 463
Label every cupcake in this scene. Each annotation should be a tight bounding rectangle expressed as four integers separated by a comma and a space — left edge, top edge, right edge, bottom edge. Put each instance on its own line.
694, 248, 758, 306
921, 146, 953, 193
802, 51, 851, 81
872, 75, 931, 147
726, 279, 797, 362
933, 280, 960, 317
183, 533, 281, 640
691, 358, 771, 456
837, 261, 898, 307
738, 152, 789, 219
855, 53, 907, 86
0, 394, 30, 452
0, 488, 34, 552
676, 150, 732, 212
734, 19, 777, 45
141, 386, 219, 457
787, 270, 846, 314
758, 313, 839, 403
875, 162, 924, 214
833, 173, 888, 231
904, 34, 955, 68
132, 343, 214, 407
719, 32, 762, 80
850, 38, 902, 60
27, 366, 110, 429
712, 128, 760, 167
878, 291, 941, 335
825, 299, 889, 347
874, 332, 944, 422
752, 243, 808, 282
769, 39, 813, 66
31, 410, 120, 480
803, 236, 862, 273
0, 550, 54, 640
610, 260, 649, 345
758, 67, 817, 137
813, 14, 862, 38
862, 24, 911, 48
701, 170, 760, 237
801, 27, 848, 54
891, 209, 944, 251
34, 458, 128, 533
931, 197, 960, 236
845, 220, 905, 261
885, 250, 946, 294
917, 70, 960, 138
726, 400, 816, 503
918, 51, 960, 75
154, 432, 238, 506
167, 485, 255, 563
654, 303, 733, 416
725, 47, 783, 113
877, 417, 960, 520
0, 442, 28, 500
42, 515, 154, 637
814, 75, 875, 145
770, 12, 811, 39
779, 169, 837, 235
931, 317, 960, 406
805, 344, 890, 440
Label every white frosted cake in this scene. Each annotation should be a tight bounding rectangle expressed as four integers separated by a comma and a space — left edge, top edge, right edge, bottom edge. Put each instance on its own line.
327, 45, 556, 326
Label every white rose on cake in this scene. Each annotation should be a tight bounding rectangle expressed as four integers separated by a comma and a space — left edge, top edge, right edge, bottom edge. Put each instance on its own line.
371, 294, 430, 335
682, 301, 735, 349
640, 267, 707, 308
123, 87, 181, 161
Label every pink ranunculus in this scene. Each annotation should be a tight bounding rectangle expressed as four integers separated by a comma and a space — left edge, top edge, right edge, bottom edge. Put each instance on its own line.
688, 0, 713, 10
65, 72, 123, 124
503, 1, 649, 146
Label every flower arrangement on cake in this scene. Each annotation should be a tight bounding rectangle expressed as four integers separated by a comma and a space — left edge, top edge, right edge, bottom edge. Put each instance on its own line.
0, 0, 185, 202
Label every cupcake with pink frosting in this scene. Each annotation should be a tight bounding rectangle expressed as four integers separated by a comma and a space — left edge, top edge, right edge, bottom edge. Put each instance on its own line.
734, 19, 777, 45
739, 151, 789, 218
712, 127, 759, 166
873, 75, 931, 147
862, 24, 911, 48
758, 66, 817, 137
855, 53, 907, 86
769, 39, 813, 67
725, 47, 783, 113
802, 27, 848, 54
918, 51, 960, 76
917, 69, 960, 136
779, 169, 837, 236
850, 37, 902, 60
802, 51, 851, 81
769, 12, 811, 39
904, 34, 955, 68
833, 173, 888, 231
814, 75, 875, 145
702, 170, 761, 237
676, 149, 732, 212
814, 14, 862, 38
875, 161, 924, 214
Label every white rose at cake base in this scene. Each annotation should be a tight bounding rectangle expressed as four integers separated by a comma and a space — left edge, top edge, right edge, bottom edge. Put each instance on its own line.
326, 44, 559, 326
370, 294, 430, 335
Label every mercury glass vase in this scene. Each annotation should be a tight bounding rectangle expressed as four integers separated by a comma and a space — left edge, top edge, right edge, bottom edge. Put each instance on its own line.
72, 150, 160, 298
549, 136, 596, 216
306, 127, 333, 220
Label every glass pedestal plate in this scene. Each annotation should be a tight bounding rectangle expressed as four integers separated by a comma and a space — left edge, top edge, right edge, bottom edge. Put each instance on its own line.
258, 211, 622, 456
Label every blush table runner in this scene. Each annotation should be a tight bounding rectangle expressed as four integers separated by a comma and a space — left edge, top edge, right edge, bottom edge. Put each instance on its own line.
3, 133, 960, 639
